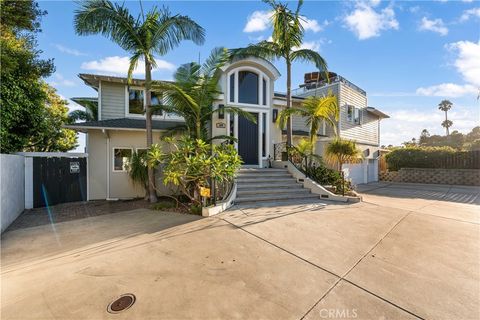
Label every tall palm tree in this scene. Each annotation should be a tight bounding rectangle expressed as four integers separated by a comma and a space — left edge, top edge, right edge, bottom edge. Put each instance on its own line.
438, 99, 453, 135
277, 94, 338, 160
151, 47, 255, 141
74, 0, 205, 203
69, 97, 98, 122
230, 0, 328, 147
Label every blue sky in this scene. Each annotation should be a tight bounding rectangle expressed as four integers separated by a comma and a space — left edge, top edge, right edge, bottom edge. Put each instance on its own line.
37, 0, 479, 151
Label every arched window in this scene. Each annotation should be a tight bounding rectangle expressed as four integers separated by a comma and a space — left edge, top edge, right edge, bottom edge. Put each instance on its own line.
238, 71, 259, 104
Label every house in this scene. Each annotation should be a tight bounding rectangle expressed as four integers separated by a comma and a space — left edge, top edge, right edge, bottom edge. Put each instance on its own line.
67, 57, 388, 200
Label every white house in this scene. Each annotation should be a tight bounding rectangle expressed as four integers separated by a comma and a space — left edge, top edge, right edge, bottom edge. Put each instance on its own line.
67, 57, 388, 200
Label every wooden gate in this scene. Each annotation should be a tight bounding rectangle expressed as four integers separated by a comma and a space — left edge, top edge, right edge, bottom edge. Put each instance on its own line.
33, 157, 87, 208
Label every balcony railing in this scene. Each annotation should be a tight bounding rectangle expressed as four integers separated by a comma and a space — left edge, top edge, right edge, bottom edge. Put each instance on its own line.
292, 75, 366, 97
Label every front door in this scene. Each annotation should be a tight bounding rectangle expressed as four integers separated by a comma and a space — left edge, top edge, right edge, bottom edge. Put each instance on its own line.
238, 112, 259, 165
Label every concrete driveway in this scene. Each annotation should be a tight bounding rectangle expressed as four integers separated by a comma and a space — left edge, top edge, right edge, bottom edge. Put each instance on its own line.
1, 183, 479, 319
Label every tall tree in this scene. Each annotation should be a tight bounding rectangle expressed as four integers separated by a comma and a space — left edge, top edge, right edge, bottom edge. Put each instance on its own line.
438, 100, 453, 135
230, 0, 328, 147
151, 47, 255, 141
74, 0, 205, 203
0, 0, 62, 153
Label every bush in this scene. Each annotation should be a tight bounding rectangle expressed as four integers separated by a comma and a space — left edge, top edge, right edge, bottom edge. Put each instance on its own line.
303, 163, 352, 194
385, 146, 479, 171
151, 201, 175, 211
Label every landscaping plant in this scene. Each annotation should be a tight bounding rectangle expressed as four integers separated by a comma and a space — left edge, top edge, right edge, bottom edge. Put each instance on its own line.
125, 150, 149, 199
147, 137, 242, 207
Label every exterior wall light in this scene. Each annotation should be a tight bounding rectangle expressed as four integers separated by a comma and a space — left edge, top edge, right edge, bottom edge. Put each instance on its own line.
218, 104, 225, 119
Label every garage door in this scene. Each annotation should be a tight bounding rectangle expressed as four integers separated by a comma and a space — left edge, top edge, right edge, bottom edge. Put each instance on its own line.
367, 159, 378, 183
343, 163, 364, 185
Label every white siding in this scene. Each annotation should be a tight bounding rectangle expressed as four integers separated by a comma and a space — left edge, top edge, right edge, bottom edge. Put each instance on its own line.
338, 83, 379, 145
101, 82, 125, 120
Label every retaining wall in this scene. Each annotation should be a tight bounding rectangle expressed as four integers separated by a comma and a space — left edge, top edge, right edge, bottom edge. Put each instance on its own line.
380, 168, 480, 186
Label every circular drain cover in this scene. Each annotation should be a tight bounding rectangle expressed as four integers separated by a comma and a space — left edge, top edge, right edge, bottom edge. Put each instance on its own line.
107, 294, 136, 313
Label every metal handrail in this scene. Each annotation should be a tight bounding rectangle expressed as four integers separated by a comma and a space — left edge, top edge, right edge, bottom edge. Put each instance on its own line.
292, 75, 366, 97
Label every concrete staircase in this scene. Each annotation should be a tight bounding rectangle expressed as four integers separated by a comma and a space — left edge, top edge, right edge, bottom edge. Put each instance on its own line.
235, 168, 318, 204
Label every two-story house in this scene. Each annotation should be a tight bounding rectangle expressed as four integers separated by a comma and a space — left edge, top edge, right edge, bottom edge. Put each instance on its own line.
67, 57, 388, 200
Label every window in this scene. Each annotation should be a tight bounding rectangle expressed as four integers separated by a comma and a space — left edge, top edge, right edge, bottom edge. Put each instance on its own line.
128, 88, 144, 115
136, 148, 147, 157
347, 105, 361, 125
262, 79, 267, 105
262, 112, 267, 157
238, 71, 258, 104
151, 91, 163, 116
113, 148, 132, 171
229, 73, 235, 103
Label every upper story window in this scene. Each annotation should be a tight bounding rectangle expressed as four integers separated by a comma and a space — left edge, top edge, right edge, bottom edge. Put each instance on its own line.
228, 69, 269, 106
128, 88, 144, 115
238, 71, 259, 104
347, 105, 361, 125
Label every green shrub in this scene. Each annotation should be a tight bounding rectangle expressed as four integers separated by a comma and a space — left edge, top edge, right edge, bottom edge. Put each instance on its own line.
151, 201, 175, 211
385, 146, 479, 171
190, 204, 202, 215
304, 163, 352, 194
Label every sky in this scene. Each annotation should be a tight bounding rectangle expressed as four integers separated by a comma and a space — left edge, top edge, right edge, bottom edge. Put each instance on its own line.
36, 0, 480, 151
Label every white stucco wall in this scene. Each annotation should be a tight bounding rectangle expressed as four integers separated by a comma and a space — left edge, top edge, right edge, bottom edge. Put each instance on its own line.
1, 154, 25, 233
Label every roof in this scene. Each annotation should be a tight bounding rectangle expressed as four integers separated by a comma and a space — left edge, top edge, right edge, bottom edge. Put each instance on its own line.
366, 107, 390, 119
65, 118, 184, 132
274, 92, 305, 101
78, 74, 171, 90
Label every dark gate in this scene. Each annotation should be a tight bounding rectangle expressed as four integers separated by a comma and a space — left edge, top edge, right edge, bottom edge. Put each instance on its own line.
33, 157, 87, 208
238, 112, 259, 165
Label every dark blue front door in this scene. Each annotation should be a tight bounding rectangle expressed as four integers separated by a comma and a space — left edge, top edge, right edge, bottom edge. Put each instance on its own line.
238, 113, 259, 165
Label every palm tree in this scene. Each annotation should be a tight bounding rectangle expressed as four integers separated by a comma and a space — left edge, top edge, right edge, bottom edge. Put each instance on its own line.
324, 138, 362, 172
69, 97, 98, 122
74, 0, 205, 203
230, 0, 328, 147
438, 100, 453, 135
277, 94, 338, 164
151, 47, 255, 141
125, 150, 148, 199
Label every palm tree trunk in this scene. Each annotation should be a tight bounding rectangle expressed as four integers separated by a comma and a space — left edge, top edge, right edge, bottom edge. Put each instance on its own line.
286, 59, 293, 147
145, 59, 158, 203
445, 111, 449, 136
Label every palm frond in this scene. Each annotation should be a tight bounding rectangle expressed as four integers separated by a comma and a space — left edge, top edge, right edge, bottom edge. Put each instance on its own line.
291, 49, 328, 71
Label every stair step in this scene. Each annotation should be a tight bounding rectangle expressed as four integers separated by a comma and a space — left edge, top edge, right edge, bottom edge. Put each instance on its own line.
237, 177, 298, 184
235, 193, 319, 204
237, 188, 310, 196
237, 183, 302, 190
237, 173, 292, 179
239, 168, 287, 173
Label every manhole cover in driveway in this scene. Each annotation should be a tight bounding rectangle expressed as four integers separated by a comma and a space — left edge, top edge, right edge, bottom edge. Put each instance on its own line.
107, 294, 136, 313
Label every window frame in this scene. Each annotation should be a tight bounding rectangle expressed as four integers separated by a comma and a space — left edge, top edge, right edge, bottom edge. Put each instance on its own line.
125, 87, 168, 119
227, 67, 270, 108
346, 105, 361, 125
112, 147, 133, 172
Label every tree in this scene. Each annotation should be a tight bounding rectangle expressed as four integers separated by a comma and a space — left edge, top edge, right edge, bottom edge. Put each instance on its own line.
0, 0, 59, 153
419, 129, 430, 145
152, 47, 255, 140
324, 138, 362, 172
126, 151, 149, 199
277, 93, 338, 167
74, 0, 205, 203
25, 84, 78, 152
438, 100, 453, 135
230, 0, 328, 147
69, 98, 98, 122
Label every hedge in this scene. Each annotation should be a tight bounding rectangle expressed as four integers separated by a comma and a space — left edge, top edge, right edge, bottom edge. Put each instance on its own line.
385, 147, 480, 171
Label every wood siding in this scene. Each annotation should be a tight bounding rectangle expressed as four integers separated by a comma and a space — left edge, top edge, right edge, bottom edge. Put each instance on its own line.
101, 82, 125, 120
292, 83, 339, 137
338, 83, 379, 145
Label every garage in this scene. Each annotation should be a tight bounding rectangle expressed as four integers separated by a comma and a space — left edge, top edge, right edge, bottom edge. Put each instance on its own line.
343, 159, 379, 186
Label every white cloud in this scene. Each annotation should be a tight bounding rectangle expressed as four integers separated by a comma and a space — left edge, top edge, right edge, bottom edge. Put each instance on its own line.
409, 6, 420, 13
81, 56, 175, 76
419, 17, 448, 36
243, 10, 272, 33
294, 41, 321, 52
462, 0, 474, 3
460, 7, 480, 22
300, 16, 322, 33
243, 10, 323, 33
49, 73, 76, 87
416, 83, 478, 97
448, 40, 480, 87
54, 44, 87, 56
344, 2, 399, 40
